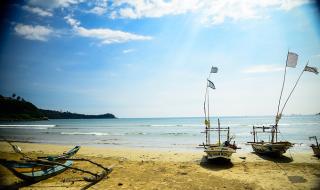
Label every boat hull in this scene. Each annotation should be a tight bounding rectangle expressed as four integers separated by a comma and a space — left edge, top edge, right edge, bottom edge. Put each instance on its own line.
0, 160, 73, 182
311, 145, 320, 157
250, 142, 292, 157
204, 146, 235, 160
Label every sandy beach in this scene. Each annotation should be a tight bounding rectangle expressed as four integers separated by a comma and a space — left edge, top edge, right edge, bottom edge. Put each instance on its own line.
0, 142, 319, 190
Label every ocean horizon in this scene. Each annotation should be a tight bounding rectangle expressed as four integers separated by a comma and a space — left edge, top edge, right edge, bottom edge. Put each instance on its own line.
0, 115, 319, 153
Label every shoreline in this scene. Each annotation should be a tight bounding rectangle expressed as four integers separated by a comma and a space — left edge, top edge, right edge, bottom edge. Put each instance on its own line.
0, 139, 314, 154
0, 142, 320, 189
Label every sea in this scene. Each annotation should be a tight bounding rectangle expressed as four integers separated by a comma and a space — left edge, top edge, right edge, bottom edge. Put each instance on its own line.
0, 115, 319, 153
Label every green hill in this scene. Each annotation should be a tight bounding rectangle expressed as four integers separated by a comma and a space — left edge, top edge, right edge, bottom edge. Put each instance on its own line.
0, 95, 116, 121
39, 109, 116, 119
0, 95, 46, 121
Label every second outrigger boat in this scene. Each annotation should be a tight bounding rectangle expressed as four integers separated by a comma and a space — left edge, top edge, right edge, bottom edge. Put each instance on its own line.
199, 66, 238, 161
247, 52, 318, 157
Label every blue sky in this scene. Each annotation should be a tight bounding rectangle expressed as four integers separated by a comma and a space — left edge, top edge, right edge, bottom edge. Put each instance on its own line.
0, 0, 319, 117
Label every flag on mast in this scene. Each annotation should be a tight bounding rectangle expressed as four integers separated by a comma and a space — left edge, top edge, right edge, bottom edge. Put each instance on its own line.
207, 79, 215, 89
286, 52, 298, 68
211, 66, 218, 73
304, 65, 319, 75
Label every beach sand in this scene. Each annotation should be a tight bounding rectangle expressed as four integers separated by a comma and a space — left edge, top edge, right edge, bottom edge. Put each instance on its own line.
0, 142, 319, 190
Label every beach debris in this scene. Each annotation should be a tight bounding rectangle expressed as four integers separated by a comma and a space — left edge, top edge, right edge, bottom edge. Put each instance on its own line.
118, 182, 123, 186
178, 171, 188, 175
288, 176, 307, 183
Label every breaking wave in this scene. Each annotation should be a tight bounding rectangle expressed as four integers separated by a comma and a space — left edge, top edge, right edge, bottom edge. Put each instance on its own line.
0, 125, 56, 130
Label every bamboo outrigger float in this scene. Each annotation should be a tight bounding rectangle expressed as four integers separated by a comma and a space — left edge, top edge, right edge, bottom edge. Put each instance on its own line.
200, 66, 238, 161
247, 52, 318, 157
309, 136, 320, 157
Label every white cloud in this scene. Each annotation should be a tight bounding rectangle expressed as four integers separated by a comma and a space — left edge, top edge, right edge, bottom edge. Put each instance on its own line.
86, 6, 107, 15
279, 0, 310, 10
28, 0, 84, 9
199, 0, 311, 25
123, 49, 135, 54
111, 0, 199, 19
22, 5, 53, 17
64, 15, 80, 27
110, 0, 311, 25
14, 24, 53, 41
64, 16, 152, 44
76, 26, 152, 44
85, 0, 108, 15
242, 65, 284, 73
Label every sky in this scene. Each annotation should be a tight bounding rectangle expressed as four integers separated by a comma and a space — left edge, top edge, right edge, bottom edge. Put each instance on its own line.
0, 0, 319, 118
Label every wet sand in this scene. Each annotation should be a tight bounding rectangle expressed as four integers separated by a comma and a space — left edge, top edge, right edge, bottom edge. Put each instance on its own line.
0, 142, 319, 189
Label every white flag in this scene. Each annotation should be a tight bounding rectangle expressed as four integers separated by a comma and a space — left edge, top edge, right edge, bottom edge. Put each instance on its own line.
207, 79, 215, 89
211, 66, 218, 73
304, 66, 319, 75
286, 52, 298, 68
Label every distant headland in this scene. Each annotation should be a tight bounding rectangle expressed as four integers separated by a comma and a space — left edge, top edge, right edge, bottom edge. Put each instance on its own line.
0, 94, 116, 121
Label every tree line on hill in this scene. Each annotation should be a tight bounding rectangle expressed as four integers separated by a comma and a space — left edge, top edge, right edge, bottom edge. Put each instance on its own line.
0, 94, 116, 121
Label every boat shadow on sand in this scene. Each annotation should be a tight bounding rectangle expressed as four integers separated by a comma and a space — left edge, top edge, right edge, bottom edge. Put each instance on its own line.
0, 180, 39, 190
0, 180, 75, 190
199, 156, 234, 171
252, 152, 293, 163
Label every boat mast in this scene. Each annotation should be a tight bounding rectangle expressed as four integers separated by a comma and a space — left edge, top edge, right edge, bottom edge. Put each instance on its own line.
204, 81, 209, 145
204, 72, 212, 145
207, 83, 210, 145
227, 126, 230, 142
204, 66, 218, 146
278, 62, 308, 118
275, 51, 289, 143
218, 118, 221, 146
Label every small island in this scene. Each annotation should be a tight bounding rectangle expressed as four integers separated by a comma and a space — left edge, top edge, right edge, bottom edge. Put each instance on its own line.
0, 94, 116, 121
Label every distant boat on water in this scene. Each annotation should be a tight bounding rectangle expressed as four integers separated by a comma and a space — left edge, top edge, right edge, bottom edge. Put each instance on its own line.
247, 52, 319, 157
199, 66, 238, 161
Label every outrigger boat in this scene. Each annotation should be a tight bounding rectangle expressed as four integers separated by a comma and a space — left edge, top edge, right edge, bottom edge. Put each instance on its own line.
0, 142, 113, 189
309, 136, 320, 157
247, 52, 318, 157
0, 159, 73, 182
248, 125, 292, 156
199, 66, 238, 161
